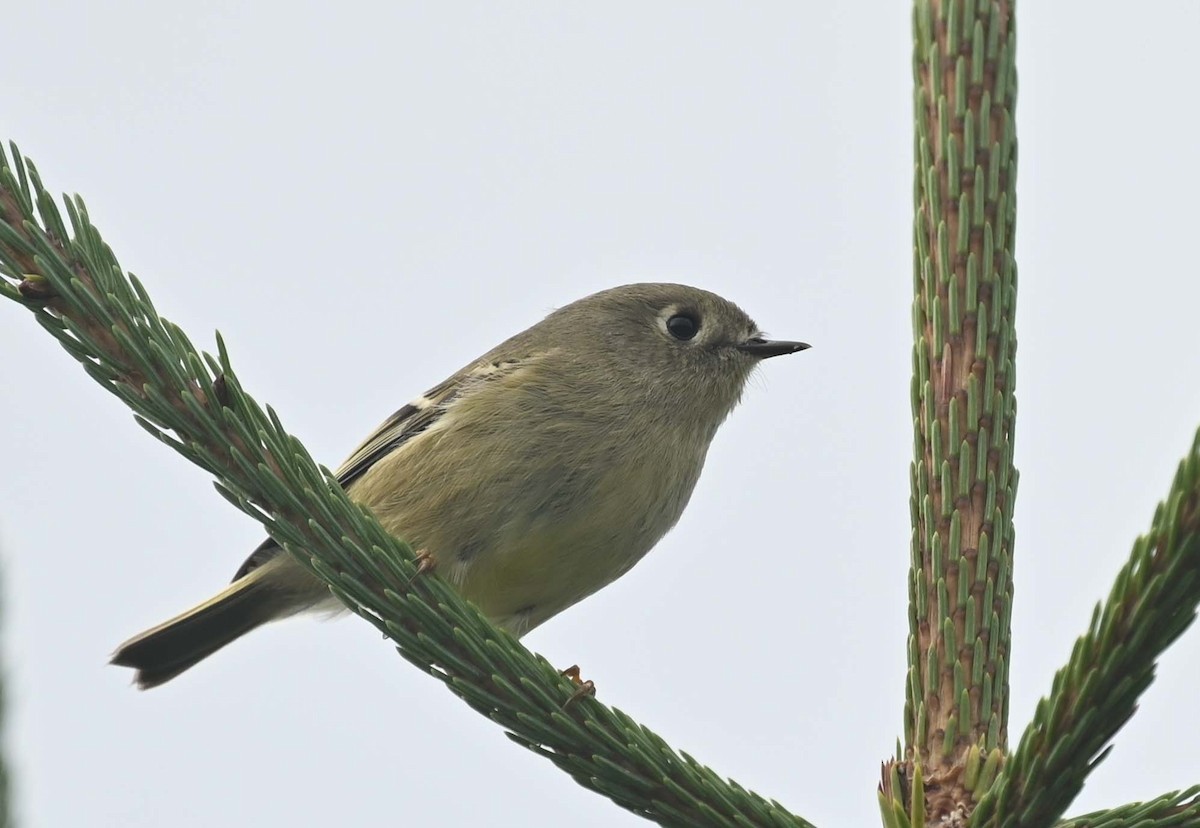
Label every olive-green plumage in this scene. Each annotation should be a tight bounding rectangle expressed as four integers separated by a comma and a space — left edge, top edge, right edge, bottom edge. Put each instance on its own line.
112, 283, 808, 688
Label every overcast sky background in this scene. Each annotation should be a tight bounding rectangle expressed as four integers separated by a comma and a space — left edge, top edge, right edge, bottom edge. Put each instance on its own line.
2, 3, 1198, 826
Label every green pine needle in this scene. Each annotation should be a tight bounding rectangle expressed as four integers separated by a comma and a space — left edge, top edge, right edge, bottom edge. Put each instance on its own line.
0, 140, 816, 828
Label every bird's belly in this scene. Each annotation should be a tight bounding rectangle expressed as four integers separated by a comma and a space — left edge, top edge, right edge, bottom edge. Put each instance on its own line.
453, 510, 653, 636
450, 463, 697, 636
359, 418, 708, 637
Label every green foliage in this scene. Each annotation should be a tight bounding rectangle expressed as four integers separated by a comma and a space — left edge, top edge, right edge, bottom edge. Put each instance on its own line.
973, 449, 1200, 827
2, 2, 1198, 824
0, 142, 814, 828
907, 0, 1019, 772
886, 0, 1200, 825
1057, 787, 1200, 828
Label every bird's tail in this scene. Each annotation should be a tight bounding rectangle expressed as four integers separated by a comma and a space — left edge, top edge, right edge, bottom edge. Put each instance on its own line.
111, 567, 290, 689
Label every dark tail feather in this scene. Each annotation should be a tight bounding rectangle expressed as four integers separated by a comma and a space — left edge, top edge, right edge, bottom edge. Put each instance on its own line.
111, 572, 283, 689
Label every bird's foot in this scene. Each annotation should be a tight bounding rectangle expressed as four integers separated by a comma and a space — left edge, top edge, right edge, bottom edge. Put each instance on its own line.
560, 664, 596, 707
410, 549, 437, 581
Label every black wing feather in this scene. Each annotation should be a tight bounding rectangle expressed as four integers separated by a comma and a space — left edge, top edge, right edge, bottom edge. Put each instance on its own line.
227, 356, 539, 583
231, 381, 457, 581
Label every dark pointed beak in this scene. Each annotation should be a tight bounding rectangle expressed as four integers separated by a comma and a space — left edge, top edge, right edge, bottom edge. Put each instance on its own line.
736, 337, 811, 359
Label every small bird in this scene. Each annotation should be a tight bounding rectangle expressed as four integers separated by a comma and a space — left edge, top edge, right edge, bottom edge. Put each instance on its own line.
112, 283, 809, 688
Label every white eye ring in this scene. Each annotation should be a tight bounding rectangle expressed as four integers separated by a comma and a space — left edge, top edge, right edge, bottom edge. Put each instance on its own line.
665, 313, 700, 341
658, 305, 701, 342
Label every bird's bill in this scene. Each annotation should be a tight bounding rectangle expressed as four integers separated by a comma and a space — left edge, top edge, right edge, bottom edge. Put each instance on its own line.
736, 338, 811, 359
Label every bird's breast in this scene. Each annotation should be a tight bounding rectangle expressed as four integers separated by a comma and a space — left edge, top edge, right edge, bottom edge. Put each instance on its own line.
350, 381, 714, 635
453, 429, 708, 635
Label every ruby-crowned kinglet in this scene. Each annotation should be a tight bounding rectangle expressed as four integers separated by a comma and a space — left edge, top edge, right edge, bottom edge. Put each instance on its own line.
112, 283, 809, 688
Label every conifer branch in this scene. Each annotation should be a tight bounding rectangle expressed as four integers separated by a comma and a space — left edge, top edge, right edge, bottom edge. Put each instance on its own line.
971, 436, 1200, 828
1056, 786, 1200, 828
897, 0, 1019, 816
0, 142, 815, 828
894, 4, 1200, 826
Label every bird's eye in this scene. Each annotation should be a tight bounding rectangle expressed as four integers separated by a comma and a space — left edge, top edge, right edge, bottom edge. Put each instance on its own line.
666, 313, 700, 341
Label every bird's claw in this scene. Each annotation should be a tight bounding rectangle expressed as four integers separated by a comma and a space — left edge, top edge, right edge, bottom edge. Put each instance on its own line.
560, 664, 596, 708
410, 549, 437, 581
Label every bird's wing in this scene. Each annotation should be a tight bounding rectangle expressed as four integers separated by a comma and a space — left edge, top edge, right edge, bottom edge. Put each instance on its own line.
334, 355, 532, 489
333, 377, 459, 490
230, 356, 532, 581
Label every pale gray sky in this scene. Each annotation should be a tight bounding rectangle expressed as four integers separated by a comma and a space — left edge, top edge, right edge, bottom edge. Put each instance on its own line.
1, 3, 1198, 826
